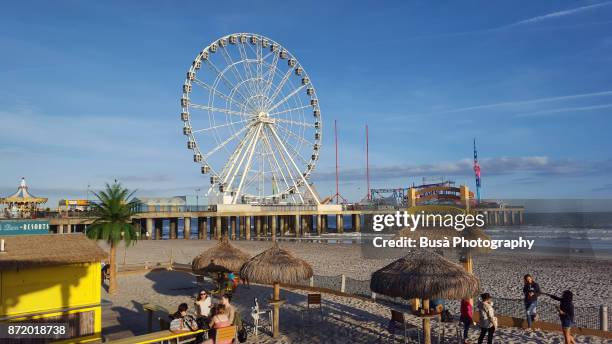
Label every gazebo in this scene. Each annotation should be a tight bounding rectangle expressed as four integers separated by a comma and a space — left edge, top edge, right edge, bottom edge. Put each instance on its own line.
370, 250, 480, 344
0, 178, 47, 218
240, 243, 313, 338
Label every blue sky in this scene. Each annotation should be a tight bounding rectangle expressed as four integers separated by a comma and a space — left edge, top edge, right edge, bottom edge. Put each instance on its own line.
1, 0, 611, 205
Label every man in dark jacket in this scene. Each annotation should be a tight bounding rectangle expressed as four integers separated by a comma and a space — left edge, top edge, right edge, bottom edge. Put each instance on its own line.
523, 274, 541, 328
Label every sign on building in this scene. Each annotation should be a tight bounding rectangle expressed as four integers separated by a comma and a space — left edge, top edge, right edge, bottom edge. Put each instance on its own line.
0, 220, 50, 236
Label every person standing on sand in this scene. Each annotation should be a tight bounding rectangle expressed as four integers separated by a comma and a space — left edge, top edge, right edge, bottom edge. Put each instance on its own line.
477, 293, 497, 344
544, 290, 576, 344
523, 274, 541, 329
460, 298, 473, 344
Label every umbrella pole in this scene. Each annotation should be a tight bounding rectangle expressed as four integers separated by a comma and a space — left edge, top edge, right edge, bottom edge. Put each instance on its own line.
462, 251, 475, 308
422, 298, 431, 344
410, 298, 420, 312
273, 282, 280, 338
462, 250, 473, 273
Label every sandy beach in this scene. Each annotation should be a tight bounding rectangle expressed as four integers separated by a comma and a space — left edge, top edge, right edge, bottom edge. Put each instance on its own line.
100, 240, 612, 343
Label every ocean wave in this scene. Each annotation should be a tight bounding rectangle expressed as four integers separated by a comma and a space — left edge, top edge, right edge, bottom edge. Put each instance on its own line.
501, 236, 612, 241
487, 226, 612, 236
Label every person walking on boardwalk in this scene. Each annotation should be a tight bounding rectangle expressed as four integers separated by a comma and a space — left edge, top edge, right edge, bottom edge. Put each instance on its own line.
523, 274, 541, 329
544, 290, 576, 344
477, 293, 497, 344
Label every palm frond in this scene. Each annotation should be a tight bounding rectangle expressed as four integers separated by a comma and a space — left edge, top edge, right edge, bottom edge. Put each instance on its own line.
86, 182, 138, 246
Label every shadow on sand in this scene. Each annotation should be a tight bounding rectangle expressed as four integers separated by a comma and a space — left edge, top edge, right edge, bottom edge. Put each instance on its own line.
140, 270, 396, 343
103, 270, 413, 343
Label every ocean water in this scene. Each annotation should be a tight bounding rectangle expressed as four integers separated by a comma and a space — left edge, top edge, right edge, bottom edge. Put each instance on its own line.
156, 212, 612, 256
487, 226, 612, 251
487, 212, 612, 256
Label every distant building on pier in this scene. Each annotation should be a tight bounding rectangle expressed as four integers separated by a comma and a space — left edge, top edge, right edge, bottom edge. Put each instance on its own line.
133, 196, 188, 212
407, 180, 474, 208
58, 199, 92, 212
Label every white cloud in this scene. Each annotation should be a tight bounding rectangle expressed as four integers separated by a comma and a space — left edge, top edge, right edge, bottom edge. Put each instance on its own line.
515, 103, 612, 117
393, 90, 612, 119
313, 156, 612, 182
507, 2, 612, 27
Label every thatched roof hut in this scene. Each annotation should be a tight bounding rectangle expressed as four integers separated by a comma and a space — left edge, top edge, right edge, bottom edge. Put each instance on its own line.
370, 249, 480, 300
370, 249, 480, 344
395, 227, 490, 273
191, 237, 250, 274
239, 243, 313, 285
240, 243, 313, 338
0, 233, 107, 270
395, 226, 490, 242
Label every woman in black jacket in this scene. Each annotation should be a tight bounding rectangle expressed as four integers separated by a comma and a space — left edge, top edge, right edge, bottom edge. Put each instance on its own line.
522, 274, 540, 328
544, 290, 575, 344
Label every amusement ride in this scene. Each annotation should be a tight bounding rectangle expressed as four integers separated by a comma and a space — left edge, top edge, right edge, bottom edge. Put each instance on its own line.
180, 33, 322, 205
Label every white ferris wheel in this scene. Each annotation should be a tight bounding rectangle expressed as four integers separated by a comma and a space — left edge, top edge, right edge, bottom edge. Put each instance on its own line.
180, 33, 322, 205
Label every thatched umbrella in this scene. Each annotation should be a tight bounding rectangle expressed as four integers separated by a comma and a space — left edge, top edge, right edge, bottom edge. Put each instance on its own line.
396, 226, 489, 242
370, 249, 480, 344
240, 243, 313, 338
191, 236, 250, 274
195, 261, 231, 274
395, 226, 490, 273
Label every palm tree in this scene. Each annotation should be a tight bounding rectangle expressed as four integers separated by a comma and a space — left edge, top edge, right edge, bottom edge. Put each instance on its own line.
86, 182, 138, 295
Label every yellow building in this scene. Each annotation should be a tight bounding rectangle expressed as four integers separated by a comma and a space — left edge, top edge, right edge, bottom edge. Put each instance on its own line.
0, 234, 106, 343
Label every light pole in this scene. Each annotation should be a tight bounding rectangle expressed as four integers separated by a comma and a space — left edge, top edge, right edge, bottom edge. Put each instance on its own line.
85, 184, 91, 235
195, 188, 201, 210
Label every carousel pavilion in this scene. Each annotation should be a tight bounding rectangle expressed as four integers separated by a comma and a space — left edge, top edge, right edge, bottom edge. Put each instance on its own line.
0, 178, 48, 218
